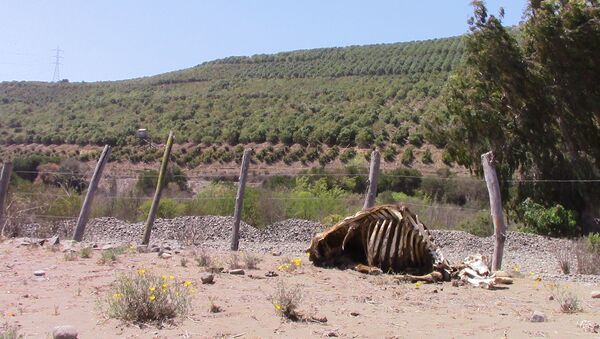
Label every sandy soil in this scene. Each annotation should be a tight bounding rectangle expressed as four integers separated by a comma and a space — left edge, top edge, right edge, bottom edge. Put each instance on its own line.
1, 241, 599, 339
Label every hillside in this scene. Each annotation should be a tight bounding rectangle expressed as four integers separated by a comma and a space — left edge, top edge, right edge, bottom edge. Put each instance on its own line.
0, 36, 464, 149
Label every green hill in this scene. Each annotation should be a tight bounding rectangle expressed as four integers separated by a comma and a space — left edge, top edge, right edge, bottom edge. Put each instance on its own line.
0, 36, 464, 149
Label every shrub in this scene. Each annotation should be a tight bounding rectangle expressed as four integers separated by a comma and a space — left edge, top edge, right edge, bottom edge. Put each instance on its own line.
339, 149, 357, 163
378, 167, 422, 195
106, 270, 192, 323
574, 236, 600, 275
194, 250, 212, 267
98, 246, 128, 265
421, 148, 433, 164
408, 132, 424, 147
556, 247, 571, 274
548, 283, 582, 313
269, 281, 302, 321
401, 146, 415, 166
80, 247, 92, 259
138, 198, 186, 220
242, 252, 262, 270
383, 146, 396, 162
458, 210, 494, 237
518, 198, 578, 237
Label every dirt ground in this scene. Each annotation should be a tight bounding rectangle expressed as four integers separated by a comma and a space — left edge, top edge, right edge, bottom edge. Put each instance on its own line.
1, 241, 599, 339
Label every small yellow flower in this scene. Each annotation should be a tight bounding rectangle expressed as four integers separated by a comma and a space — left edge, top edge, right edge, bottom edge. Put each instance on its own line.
184, 280, 192, 287
162, 275, 167, 280
415, 281, 422, 288
137, 269, 146, 275
149, 287, 156, 291
529, 271, 535, 275
512, 265, 520, 272
292, 258, 301, 267
175, 292, 180, 296
169, 275, 175, 280
149, 295, 156, 301
161, 283, 168, 289
274, 304, 282, 310
112, 293, 123, 298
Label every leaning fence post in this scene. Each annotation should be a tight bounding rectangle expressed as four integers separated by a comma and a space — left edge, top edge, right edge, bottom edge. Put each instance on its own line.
230, 149, 251, 251
363, 149, 381, 209
481, 151, 507, 271
72, 145, 111, 242
141, 131, 174, 245
0, 162, 13, 227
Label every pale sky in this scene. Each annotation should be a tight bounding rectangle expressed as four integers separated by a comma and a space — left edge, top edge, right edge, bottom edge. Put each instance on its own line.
0, 0, 527, 82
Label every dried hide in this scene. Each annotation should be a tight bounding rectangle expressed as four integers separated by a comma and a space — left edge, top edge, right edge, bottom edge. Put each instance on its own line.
307, 204, 451, 277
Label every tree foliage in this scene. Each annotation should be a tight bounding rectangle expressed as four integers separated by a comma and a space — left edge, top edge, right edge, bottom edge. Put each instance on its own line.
430, 0, 600, 230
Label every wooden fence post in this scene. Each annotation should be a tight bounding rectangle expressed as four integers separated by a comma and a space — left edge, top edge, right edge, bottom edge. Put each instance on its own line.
0, 162, 13, 227
141, 131, 174, 245
363, 149, 381, 209
72, 145, 111, 241
481, 151, 507, 271
230, 149, 251, 251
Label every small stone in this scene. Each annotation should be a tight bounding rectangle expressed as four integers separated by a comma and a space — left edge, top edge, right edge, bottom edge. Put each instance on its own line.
151, 247, 161, 253
201, 274, 214, 284
265, 271, 278, 277
494, 270, 511, 278
52, 325, 78, 339
591, 291, 600, 299
160, 252, 172, 259
271, 251, 281, 256
350, 312, 359, 316
33, 270, 45, 277
229, 269, 245, 275
530, 311, 546, 323
578, 320, 599, 333
548, 295, 554, 301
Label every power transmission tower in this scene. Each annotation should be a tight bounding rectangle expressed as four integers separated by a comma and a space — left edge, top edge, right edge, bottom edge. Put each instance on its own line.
51, 46, 63, 82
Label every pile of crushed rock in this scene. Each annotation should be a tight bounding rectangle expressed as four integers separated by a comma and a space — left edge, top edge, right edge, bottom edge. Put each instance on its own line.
13, 216, 599, 283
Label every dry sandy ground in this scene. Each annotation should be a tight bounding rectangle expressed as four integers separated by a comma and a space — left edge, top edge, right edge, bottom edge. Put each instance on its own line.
1, 241, 599, 339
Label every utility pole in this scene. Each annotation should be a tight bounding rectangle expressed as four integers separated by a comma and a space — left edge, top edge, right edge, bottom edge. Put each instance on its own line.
51, 46, 63, 82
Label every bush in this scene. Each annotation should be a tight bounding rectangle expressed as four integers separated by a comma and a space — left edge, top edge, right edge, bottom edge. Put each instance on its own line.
106, 270, 192, 323
138, 198, 187, 220
339, 149, 357, 163
518, 198, 578, 237
401, 146, 415, 166
458, 210, 493, 237
421, 148, 433, 164
269, 281, 302, 321
574, 235, 600, 275
378, 167, 422, 195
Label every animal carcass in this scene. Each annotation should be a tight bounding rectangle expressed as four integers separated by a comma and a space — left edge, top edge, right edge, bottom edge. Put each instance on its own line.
308, 204, 451, 278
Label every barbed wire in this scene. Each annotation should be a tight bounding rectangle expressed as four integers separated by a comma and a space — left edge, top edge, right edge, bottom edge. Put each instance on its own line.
10, 169, 600, 183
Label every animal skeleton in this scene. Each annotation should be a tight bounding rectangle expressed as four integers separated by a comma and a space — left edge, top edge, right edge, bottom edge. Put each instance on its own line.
308, 204, 451, 278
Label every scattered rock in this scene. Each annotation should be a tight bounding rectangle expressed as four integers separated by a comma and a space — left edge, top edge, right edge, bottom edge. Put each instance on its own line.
33, 270, 46, 277
577, 320, 599, 333
229, 269, 245, 275
52, 325, 78, 339
530, 311, 546, 323
201, 274, 214, 284
591, 291, 600, 299
159, 252, 172, 259
350, 312, 359, 317
265, 271, 278, 277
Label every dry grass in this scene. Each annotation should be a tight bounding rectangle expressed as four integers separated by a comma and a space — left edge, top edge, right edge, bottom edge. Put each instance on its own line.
0, 323, 21, 339
574, 237, 600, 275
105, 270, 192, 324
63, 251, 77, 261
227, 253, 243, 270
194, 250, 212, 268
548, 283, 582, 313
555, 247, 571, 274
79, 247, 92, 259
269, 281, 302, 321
242, 252, 262, 270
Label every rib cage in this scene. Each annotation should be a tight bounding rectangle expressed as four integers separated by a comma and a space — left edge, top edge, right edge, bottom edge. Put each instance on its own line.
308, 204, 448, 274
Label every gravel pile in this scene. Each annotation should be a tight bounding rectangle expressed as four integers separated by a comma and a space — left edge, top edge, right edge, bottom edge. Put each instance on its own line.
18, 215, 598, 283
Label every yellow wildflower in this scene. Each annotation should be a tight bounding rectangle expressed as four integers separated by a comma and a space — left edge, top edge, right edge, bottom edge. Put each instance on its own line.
184, 280, 192, 287
292, 258, 301, 267
137, 269, 146, 275
161, 283, 168, 289
169, 275, 175, 280
415, 281, 422, 288
274, 304, 282, 311
149, 287, 156, 291
529, 271, 535, 275
112, 293, 123, 298
149, 295, 156, 301
162, 275, 167, 280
